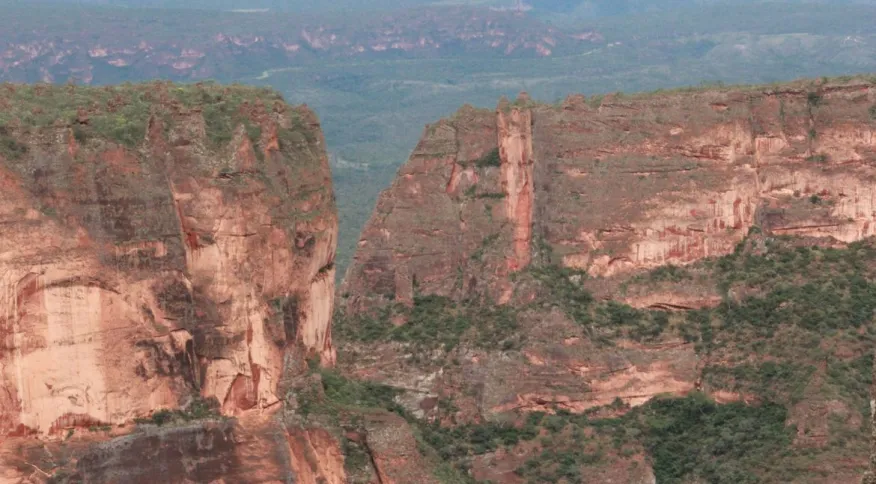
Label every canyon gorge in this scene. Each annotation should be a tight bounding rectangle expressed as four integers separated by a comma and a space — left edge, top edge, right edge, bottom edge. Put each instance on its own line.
2, 76, 876, 482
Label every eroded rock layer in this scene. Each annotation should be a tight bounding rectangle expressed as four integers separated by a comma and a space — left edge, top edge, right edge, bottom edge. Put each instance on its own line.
344, 78, 876, 302
0, 82, 340, 482
337, 77, 876, 483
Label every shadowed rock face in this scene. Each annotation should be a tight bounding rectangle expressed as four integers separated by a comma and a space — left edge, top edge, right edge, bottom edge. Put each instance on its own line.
343, 78, 876, 305
0, 82, 341, 482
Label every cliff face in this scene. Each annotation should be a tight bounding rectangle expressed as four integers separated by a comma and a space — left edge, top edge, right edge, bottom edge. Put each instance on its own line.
344, 78, 876, 302
338, 77, 876, 483
0, 82, 341, 482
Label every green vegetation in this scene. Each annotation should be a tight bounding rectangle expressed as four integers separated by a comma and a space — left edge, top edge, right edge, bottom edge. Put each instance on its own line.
0, 82, 284, 149
3, 2, 876, 279
636, 394, 792, 483
339, 235, 876, 371
419, 393, 792, 484
473, 148, 501, 168
627, 264, 693, 285
529, 265, 674, 343
335, 234, 875, 480
340, 436, 373, 481
303, 361, 792, 484
299, 368, 402, 418
308, 367, 797, 484
421, 419, 539, 461
133, 397, 222, 426
703, 362, 815, 404
335, 294, 522, 353
0, 131, 28, 159
471, 233, 500, 262
510, 394, 794, 484
643, 264, 692, 283
827, 354, 873, 418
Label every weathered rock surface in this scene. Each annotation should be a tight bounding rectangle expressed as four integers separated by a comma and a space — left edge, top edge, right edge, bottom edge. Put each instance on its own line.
344, 78, 876, 302
341, 76, 876, 369
0, 82, 341, 482
339, 76, 876, 483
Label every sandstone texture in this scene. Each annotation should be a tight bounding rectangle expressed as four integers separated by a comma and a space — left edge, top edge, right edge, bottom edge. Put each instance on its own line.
4, 76, 876, 483
0, 82, 343, 482
344, 78, 876, 302
339, 76, 876, 483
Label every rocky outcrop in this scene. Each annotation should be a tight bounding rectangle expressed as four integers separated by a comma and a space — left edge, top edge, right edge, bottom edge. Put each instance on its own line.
362, 413, 440, 484
3, 417, 349, 484
286, 427, 347, 484
341, 105, 504, 307
338, 77, 876, 482
0, 82, 339, 481
344, 78, 876, 301
498, 100, 535, 274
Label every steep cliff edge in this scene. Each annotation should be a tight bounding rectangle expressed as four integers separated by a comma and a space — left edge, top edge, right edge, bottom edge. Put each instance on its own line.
344, 77, 876, 303
338, 76, 876, 483
0, 82, 341, 482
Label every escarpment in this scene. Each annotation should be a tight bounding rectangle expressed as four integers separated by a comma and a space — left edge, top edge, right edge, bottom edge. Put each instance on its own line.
336, 76, 876, 483
344, 78, 876, 302
0, 82, 342, 482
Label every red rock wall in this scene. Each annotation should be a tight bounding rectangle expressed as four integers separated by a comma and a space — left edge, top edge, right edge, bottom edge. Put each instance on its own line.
342, 105, 504, 307
498, 104, 535, 274
344, 79, 876, 304
0, 84, 338, 478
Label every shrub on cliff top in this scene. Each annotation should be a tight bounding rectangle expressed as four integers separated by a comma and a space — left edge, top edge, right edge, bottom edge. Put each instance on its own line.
0, 82, 285, 149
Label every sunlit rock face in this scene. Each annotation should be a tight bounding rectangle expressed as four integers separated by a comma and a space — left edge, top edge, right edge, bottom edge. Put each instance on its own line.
338, 79, 876, 480
344, 79, 876, 305
0, 82, 340, 482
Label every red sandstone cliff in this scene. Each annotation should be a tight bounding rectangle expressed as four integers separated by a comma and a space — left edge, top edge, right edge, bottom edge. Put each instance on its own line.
0, 83, 342, 482
344, 78, 876, 303
338, 76, 876, 482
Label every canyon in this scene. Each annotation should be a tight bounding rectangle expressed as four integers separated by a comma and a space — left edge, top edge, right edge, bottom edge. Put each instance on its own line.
2, 76, 876, 483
